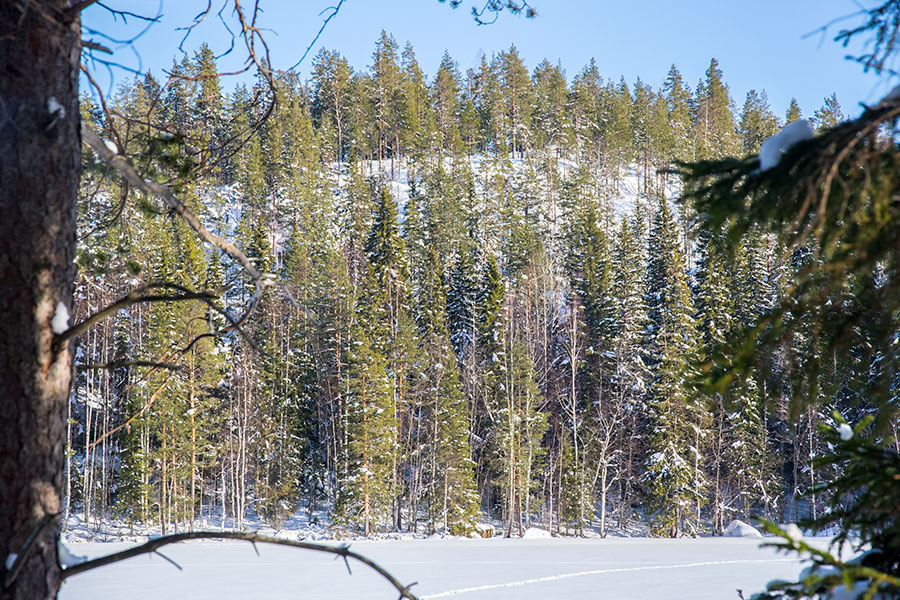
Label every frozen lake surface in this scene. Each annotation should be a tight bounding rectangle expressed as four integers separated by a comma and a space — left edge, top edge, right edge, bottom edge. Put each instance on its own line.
60, 536, 810, 599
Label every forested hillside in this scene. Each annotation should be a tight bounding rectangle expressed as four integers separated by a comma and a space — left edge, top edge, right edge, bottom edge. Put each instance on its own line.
71, 32, 863, 539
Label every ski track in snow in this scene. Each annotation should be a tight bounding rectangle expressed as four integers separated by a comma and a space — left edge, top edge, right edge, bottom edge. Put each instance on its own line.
420, 558, 795, 598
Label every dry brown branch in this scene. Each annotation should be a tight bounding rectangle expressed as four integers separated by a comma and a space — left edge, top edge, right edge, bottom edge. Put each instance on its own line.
82, 39, 112, 53
81, 122, 267, 282
58, 531, 419, 599
289, 0, 346, 71
87, 371, 174, 450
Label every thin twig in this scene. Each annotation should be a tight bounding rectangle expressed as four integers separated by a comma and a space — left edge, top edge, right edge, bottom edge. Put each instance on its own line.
56, 283, 220, 345
289, 0, 346, 71
2, 513, 60, 589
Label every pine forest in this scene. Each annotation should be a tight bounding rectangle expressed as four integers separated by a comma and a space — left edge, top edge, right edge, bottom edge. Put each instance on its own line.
70, 33, 883, 540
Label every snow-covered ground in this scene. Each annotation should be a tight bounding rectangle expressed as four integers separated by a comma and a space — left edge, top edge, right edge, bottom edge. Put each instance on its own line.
60, 536, 814, 599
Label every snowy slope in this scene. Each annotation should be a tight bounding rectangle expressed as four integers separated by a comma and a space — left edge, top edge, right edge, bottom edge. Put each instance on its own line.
352, 156, 676, 223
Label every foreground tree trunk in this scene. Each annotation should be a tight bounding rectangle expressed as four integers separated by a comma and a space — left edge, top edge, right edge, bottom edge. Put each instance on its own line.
0, 2, 80, 598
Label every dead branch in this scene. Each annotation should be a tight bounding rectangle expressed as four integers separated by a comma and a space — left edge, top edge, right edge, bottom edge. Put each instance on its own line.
56, 282, 223, 345
82, 39, 112, 54
2, 513, 60, 589
289, 0, 346, 71
58, 531, 419, 599
95, 2, 161, 24
86, 370, 174, 450
80, 123, 272, 327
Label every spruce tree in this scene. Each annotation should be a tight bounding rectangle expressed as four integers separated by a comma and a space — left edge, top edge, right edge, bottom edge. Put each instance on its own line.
643, 197, 705, 537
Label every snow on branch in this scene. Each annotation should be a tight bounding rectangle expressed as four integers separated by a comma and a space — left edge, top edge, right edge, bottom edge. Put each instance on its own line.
58, 531, 420, 600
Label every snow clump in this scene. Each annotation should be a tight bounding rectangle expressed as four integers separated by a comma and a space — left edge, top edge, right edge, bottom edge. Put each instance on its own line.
4, 553, 17, 571
722, 519, 762, 538
522, 527, 552, 539
759, 119, 814, 172
51, 301, 70, 334
837, 423, 853, 441
783, 523, 804, 542
58, 540, 87, 568
47, 96, 65, 118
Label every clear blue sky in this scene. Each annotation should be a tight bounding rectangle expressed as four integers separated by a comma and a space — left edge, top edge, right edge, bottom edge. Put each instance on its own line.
83, 0, 888, 120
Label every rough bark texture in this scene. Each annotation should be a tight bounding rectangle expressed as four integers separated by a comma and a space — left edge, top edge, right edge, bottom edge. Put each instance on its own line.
0, 1, 80, 598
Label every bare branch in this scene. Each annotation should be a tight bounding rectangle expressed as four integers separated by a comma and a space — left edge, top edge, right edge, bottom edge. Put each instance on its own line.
56, 282, 221, 345
289, 0, 346, 71
2, 513, 60, 589
59, 531, 419, 599
95, 2, 161, 24
175, 0, 214, 52
87, 371, 174, 451
82, 39, 112, 54
81, 122, 265, 283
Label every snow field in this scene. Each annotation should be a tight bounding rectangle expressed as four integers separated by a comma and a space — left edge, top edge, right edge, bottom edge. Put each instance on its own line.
60, 536, 813, 600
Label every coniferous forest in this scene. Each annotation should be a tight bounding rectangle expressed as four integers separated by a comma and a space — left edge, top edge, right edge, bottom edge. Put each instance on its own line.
70, 31, 882, 540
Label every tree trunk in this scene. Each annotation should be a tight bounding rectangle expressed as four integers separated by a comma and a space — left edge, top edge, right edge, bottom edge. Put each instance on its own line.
0, 2, 81, 598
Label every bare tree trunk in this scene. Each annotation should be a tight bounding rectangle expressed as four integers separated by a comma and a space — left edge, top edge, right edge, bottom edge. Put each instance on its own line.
0, 4, 80, 598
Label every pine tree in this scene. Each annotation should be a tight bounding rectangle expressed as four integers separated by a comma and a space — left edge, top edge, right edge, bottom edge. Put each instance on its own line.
417, 247, 480, 534
738, 90, 779, 154
531, 59, 569, 152
663, 64, 693, 163
785, 97, 803, 123
311, 48, 354, 162
569, 59, 604, 162
371, 30, 404, 172
334, 319, 395, 535
693, 58, 738, 159
497, 46, 533, 157
610, 215, 649, 529
433, 51, 462, 159
813, 93, 844, 130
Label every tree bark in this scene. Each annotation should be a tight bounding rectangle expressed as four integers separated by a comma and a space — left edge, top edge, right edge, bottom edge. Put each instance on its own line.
0, 2, 81, 599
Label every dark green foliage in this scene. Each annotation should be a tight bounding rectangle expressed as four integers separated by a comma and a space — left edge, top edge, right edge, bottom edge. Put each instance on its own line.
77, 31, 856, 542
679, 100, 900, 425
750, 416, 900, 600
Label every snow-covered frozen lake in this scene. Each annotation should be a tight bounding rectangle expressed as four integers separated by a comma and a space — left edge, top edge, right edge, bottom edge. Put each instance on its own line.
60, 536, 810, 599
